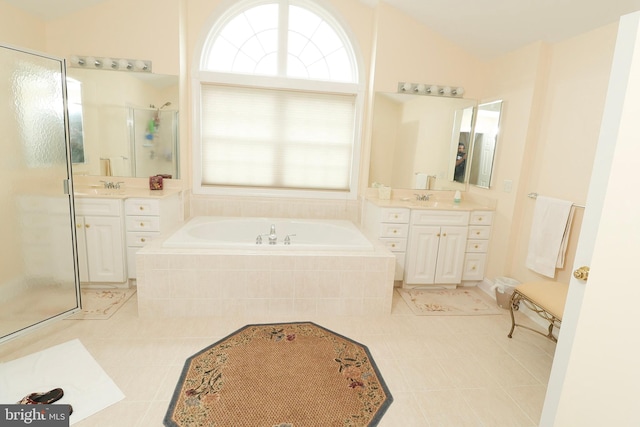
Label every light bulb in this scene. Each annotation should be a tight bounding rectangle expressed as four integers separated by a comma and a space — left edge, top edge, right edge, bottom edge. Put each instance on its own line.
453, 87, 465, 96
135, 60, 149, 71
119, 59, 133, 70
428, 85, 439, 94
440, 86, 452, 95
416, 84, 426, 93
402, 82, 412, 92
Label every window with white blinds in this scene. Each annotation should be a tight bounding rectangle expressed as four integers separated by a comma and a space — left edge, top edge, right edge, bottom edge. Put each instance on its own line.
201, 84, 356, 190
195, 0, 362, 198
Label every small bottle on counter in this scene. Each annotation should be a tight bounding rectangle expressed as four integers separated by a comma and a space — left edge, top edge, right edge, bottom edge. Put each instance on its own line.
454, 190, 461, 204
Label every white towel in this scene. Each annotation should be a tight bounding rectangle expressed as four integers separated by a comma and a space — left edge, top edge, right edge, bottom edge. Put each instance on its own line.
526, 196, 575, 278
414, 173, 428, 189
109, 157, 127, 176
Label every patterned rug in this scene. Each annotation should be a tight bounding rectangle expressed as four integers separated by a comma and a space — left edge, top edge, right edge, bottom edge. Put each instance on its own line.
164, 322, 393, 427
397, 287, 503, 316
67, 289, 136, 320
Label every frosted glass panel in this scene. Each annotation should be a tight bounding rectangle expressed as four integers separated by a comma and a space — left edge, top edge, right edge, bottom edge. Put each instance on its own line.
0, 45, 79, 341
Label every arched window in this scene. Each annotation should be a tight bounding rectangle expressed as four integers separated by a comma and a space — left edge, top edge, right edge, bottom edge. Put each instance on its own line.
194, 0, 363, 199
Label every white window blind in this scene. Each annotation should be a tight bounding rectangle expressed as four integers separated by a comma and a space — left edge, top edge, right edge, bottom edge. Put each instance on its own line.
200, 84, 356, 191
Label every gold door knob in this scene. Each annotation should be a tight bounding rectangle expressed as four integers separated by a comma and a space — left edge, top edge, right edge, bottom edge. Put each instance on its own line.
573, 266, 590, 281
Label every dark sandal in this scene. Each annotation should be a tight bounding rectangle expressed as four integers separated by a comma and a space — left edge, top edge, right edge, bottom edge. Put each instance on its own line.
17, 388, 64, 405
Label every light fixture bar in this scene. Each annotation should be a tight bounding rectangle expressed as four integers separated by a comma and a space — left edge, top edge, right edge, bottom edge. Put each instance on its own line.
68, 55, 152, 73
397, 82, 465, 98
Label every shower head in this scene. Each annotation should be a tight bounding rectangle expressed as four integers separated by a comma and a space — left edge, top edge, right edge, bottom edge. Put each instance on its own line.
160, 102, 171, 109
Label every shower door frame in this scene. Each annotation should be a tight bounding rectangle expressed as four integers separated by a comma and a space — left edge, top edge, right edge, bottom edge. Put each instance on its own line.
0, 43, 81, 344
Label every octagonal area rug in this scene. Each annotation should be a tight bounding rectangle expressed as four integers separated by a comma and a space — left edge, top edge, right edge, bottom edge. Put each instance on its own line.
164, 322, 393, 427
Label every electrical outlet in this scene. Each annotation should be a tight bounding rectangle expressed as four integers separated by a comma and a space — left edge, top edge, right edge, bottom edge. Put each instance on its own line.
503, 180, 513, 193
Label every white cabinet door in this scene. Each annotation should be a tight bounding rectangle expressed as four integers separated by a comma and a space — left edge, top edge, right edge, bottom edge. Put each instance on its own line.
405, 225, 440, 284
433, 226, 468, 284
405, 225, 467, 284
84, 215, 125, 283
75, 216, 89, 283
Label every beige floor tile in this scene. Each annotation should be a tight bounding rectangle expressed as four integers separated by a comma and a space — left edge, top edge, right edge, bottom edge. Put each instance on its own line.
0, 291, 556, 426
461, 387, 537, 427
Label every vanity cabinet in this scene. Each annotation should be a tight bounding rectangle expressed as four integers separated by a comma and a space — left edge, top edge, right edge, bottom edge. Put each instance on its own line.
404, 211, 469, 285
75, 198, 126, 284
362, 201, 410, 281
124, 194, 182, 279
462, 211, 494, 281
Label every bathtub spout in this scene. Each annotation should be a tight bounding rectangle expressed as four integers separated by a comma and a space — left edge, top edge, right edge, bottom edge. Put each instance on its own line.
269, 224, 277, 245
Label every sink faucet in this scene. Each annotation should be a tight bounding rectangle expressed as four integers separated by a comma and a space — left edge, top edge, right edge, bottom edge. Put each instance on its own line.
414, 193, 431, 201
100, 180, 124, 190
268, 224, 277, 245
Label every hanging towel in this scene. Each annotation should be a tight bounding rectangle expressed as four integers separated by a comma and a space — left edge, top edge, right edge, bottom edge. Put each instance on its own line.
101, 158, 112, 176
526, 196, 575, 278
109, 157, 127, 176
414, 173, 428, 189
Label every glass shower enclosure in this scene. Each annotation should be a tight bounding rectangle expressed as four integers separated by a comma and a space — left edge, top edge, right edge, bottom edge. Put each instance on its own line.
0, 44, 80, 342
129, 107, 179, 178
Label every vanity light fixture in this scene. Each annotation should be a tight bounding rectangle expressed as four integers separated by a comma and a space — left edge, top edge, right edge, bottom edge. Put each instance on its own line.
68, 55, 152, 73
398, 82, 465, 98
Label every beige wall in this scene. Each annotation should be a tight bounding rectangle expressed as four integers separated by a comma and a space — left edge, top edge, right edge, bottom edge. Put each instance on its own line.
0, 0, 622, 286
0, 2, 45, 51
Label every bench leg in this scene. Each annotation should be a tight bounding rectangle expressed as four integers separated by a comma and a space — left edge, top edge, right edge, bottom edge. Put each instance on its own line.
507, 289, 560, 343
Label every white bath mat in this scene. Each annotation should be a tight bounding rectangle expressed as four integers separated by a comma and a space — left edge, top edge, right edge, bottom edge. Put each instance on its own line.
0, 339, 125, 424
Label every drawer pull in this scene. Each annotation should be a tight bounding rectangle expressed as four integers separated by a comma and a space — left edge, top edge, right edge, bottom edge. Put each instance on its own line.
474, 244, 479, 249
442, 233, 447, 237
436, 233, 440, 237
391, 243, 396, 248
141, 238, 146, 243
393, 229, 397, 234
139, 206, 144, 211
394, 214, 398, 219
478, 217, 483, 221
476, 231, 481, 235
140, 222, 145, 227
472, 266, 477, 270
85, 224, 90, 228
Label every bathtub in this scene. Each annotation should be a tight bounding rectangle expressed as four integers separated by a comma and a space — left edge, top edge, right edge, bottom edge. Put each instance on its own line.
136, 216, 395, 318
162, 216, 374, 251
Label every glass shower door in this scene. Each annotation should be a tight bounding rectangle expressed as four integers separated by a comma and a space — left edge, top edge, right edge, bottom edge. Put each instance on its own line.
0, 45, 80, 342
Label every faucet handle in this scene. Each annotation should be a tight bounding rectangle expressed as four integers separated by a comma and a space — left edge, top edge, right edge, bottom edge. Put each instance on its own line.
284, 234, 297, 245
256, 235, 263, 244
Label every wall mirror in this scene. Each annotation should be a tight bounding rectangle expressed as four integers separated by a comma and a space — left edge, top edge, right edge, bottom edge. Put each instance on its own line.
369, 92, 477, 191
66, 68, 180, 178
469, 100, 502, 188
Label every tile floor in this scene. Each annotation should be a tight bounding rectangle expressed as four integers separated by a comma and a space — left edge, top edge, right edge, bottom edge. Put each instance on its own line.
0, 290, 556, 426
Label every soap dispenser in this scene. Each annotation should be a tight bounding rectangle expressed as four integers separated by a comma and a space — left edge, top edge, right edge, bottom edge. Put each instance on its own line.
453, 190, 461, 204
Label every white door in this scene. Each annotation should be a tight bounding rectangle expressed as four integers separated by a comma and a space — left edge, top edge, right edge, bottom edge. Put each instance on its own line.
405, 225, 440, 284
84, 216, 125, 283
540, 12, 640, 425
433, 226, 468, 283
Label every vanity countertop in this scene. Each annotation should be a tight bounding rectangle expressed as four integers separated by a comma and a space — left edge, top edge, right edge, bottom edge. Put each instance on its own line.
74, 186, 182, 199
366, 197, 494, 211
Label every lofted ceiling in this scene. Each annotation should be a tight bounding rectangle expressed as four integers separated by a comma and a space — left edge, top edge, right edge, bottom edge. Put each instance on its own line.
4, 0, 640, 58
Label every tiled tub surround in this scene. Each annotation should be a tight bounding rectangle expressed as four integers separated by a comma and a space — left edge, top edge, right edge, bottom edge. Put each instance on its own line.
136, 220, 395, 318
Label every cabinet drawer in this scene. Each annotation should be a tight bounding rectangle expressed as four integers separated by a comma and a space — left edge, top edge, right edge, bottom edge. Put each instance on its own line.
411, 210, 470, 226
463, 253, 487, 281
470, 211, 493, 225
378, 223, 409, 238
466, 239, 489, 253
125, 198, 160, 216
126, 216, 160, 232
380, 208, 410, 223
127, 231, 160, 247
468, 226, 491, 240
75, 198, 122, 216
379, 237, 407, 252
